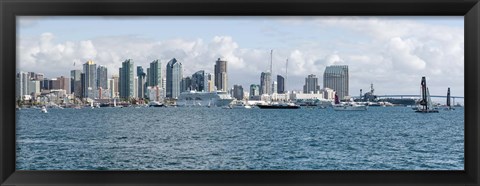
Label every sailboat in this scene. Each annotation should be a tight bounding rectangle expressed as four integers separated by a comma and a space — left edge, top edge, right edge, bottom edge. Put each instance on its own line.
41, 106, 48, 113
415, 76, 439, 113
444, 87, 455, 110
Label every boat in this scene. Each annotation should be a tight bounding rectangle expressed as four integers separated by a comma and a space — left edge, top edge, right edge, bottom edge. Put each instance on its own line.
444, 87, 455, 110
332, 94, 367, 111
230, 101, 252, 109
149, 101, 165, 107
41, 106, 48, 113
177, 91, 234, 107
415, 76, 439, 113
90, 101, 94, 109
257, 102, 300, 109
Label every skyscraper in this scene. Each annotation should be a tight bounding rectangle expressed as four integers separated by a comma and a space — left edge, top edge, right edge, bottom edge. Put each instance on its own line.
250, 84, 260, 97
119, 59, 135, 99
148, 59, 162, 88
70, 70, 82, 97
181, 76, 192, 92
323, 65, 349, 99
111, 74, 119, 98
97, 65, 108, 89
277, 75, 285, 93
82, 60, 97, 98
272, 81, 278, 94
204, 73, 214, 92
260, 72, 271, 95
137, 66, 146, 98
52, 76, 71, 94
214, 58, 227, 91
191, 70, 205, 91
166, 58, 182, 99
303, 74, 320, 94
233, 85, 244, 100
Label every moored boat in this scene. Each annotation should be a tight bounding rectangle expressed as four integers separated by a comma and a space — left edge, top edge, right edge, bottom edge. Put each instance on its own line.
257, 102, 300, 109
332, 94, 367, 111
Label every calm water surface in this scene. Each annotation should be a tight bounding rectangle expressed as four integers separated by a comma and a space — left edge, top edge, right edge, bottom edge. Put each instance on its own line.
16, 106, 464, 170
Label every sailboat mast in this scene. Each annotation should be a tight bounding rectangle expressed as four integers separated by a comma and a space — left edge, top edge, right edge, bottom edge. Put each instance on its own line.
420, 76, 427, 110
447, 87, 451, 107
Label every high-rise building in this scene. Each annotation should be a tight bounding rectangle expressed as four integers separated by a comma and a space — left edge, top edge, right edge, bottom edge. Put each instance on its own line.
250, 84, 260, 96
181, 76, 192, 92
27, 80, 41, 96
214, 58, 227, 91
148, 59, 162, 88
303, 74, 320, 94
233, 85, 244, 100
166, 58, 182, 99
41, 78, 52, 90
323, 65, 349, 99
272, 81, 278, 94
260, 72, 271, 95
119, 59, 135, 99
137, 66, 146, 99
34, 73, 44, 81
191, 70, 205, 91
112, 74, 119, 98
108, 78, 115, 99
70, 70, 82, 96
97, 65, 108, 89
277, 75, 285, 93
82, 60, 97, 98
52, 76, 71, 94
204, 73, 215, 92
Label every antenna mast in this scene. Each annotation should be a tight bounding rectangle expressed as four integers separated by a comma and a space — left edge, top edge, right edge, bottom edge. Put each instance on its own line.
285, 58, 288, 93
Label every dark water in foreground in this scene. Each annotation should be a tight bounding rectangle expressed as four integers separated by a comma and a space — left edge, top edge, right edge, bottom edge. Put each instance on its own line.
16, 106, 464, 170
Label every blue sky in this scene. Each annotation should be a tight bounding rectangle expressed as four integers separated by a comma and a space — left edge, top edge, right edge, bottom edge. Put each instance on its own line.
17, 16, 464, 100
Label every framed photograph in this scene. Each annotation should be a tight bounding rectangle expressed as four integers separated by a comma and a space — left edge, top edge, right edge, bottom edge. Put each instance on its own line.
1, 0, 479, 185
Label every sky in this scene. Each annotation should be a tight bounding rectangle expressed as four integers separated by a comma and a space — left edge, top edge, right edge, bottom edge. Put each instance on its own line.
17, 16, 464, 99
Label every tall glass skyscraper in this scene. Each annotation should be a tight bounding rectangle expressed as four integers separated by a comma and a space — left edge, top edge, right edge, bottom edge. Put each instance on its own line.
147, 59, 162, 88
70, 70, 82, 97
191, 70, 205, 92
323, 65, 349, 99
214, 58, 227, 91
166, 58, 182, 99
303, 74, 320, 93
277, 75, 285, 93
137, 66, 146, 98
82, 60, 97, 98
119, 59, 135, 99
97, 65, 108, 89
260, 72, 271, 95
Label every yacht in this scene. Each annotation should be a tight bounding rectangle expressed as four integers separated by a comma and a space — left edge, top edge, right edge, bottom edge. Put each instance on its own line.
41, 106, 48, 113
332, 95, 367, 111
257, 102, 301, 109
177, 91, 234, 107
149, 101, 165, 107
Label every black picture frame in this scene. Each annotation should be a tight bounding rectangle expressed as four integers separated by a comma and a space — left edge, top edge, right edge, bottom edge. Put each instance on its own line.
1, 0, 479, 185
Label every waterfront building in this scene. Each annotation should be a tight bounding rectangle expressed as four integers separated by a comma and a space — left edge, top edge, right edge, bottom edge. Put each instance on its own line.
82, 60, 97, 98
303, 74, 320, 94
324, 65, 349, 99
181, 76, 192, 92
134, 76, 138, 98
250, 84, 260, 96
41, 78, 52, 90
108, 78, 115, 99
70, 70, 82, 97
27, 80, 41, 96
277, 75, 285, 93
166, 58, 182, 99
147, 86, 164, 102
191, 70, 205, 92
320, 87, 336, 100
16, 72, 27, 100
34, 73, 44, 81
272, 81, 278, 94
233, 84, 244, 100
112, 75, 119, 98
137, 66, 146, 99
52, 76, 71, 94
80, 73, 85, 98
119, 59, 135, 99
147, 59, 162, 88
214, 58, 228, 91
204, 73, 214, 92
260, 72, 271, 95
97, 65, 108, 89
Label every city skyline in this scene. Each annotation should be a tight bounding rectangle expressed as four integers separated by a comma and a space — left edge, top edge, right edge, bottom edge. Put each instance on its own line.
17, 16, 464, 97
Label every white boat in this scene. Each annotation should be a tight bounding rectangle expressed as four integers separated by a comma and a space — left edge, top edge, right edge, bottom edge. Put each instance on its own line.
230, 101, 252, 109
415, 77, 439, 113
41, 106, 48, 113
90, 101, 94, 109
149, 101, 165, 107
177, 91, 234, 107
332, 94, 367, 111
